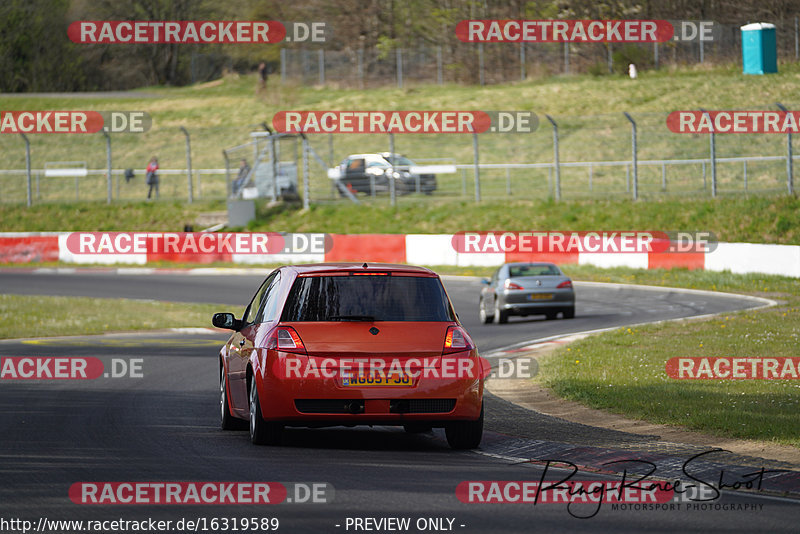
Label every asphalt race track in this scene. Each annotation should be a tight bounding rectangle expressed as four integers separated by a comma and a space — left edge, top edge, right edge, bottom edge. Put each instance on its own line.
1, 270, 798, 533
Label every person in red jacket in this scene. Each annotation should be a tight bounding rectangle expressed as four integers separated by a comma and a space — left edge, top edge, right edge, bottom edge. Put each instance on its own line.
145, 156, 159, 199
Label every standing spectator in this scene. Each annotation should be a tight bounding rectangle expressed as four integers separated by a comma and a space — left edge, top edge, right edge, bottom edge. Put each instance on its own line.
146, 156, 159, 199
257, 62, 268, 91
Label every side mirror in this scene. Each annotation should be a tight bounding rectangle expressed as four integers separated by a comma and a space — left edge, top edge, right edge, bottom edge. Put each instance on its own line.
212, 312, 241, 330
481, 279, 491, 285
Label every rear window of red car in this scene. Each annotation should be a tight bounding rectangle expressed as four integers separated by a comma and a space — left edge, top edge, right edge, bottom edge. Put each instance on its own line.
281, 274, 454, 322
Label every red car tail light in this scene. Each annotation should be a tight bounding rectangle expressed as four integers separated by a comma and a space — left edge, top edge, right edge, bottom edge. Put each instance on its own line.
557, 280, 573, 289
443, 326, 475, 355
267, 326, 307, 355
504, 279, 524, 290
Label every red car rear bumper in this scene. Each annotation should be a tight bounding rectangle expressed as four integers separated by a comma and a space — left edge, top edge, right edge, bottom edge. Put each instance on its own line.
249, 350, 484, 425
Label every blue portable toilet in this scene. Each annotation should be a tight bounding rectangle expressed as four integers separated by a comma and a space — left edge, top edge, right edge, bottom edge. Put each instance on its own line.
741, 22, 778, 75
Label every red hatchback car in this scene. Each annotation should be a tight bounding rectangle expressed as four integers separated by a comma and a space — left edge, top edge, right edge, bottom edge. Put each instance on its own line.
214, 263, 485, 449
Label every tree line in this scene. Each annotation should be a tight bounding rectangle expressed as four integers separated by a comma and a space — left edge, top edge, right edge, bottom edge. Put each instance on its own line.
2, 0, 799, 92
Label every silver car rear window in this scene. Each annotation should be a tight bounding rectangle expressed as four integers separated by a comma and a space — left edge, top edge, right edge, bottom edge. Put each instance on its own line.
509, 265, 560, 277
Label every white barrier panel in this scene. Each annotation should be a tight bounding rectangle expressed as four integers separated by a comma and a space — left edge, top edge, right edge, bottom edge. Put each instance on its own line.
44, 168, 88, 178
405, 234, 458, 266
578, 252, 649, 269
706, 243, 800, 278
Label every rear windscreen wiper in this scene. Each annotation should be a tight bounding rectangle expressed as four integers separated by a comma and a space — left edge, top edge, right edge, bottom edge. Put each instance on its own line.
329, 315, 376, 321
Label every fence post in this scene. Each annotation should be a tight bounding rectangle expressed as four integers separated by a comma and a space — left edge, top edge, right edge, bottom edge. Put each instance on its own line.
700, 109, 716, 197
222, 150, 231, 197
280, 48, 287, 82
545, 115, 561, 201
301, 134, 310, 209
389, 133, 396, 206
329, 133, 335, 198
776, 102, 794, 195
102, 129, 112, 203
318, 49, 325, 85
743, 160, 748, 192
179, 127, 194, 203
478, 43, 485, 85
20, 134, 31, 207
623, 112, 638, 200
472, 130, 481, 202
437, 46, 443, 84
396, 48, 403, 89
607, 43, 613, 74
358, 48, 364, 89
654, 42, 659, 69
328, 133, 334, 167
563, 42, 569, 73
519, 43, 526, 80
269, 135, 278, 202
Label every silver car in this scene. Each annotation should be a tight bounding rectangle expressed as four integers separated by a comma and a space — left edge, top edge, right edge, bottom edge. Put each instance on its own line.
479, 262, 575, 324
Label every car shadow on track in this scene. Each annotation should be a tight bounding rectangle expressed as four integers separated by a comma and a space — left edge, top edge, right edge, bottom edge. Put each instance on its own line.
272, 427, 453, 452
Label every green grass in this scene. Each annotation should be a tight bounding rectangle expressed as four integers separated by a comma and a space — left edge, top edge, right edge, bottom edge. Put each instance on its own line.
0, 199, 225, 232
0, 294, 221, 339
2, 196, 800, 246
246, 196, 800, 245
535, 266, 800, 447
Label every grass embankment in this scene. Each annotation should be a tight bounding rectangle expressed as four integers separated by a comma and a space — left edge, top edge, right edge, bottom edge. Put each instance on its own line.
1, 196, 799, 245
0, 294, 220, 339
4, 63, 800, 203
0, 199, 224, 232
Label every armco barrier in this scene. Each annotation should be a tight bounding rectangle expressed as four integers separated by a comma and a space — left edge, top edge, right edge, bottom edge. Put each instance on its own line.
0, 233, 798, 278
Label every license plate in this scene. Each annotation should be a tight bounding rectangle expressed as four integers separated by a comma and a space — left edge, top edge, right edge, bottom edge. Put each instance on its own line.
341, 372, 413, 387
529, 293, 553, 300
